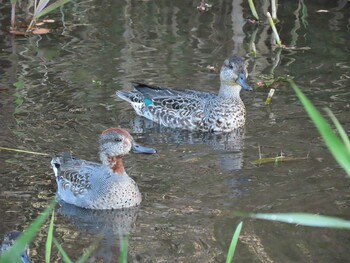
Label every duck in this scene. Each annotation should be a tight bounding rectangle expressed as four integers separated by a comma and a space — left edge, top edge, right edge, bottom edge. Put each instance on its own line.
50, 128, 156, 210
116, 55, 252, 133
0, 231, 31, 263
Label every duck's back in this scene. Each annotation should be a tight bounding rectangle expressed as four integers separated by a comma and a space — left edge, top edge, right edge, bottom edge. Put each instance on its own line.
54, 156, 142, 209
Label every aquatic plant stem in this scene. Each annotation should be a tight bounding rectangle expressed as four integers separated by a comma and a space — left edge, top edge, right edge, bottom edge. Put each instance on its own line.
248, 0, 259, 21
11, 3, 16, 30
271, 0, 277, 20
267, 12, 282, 47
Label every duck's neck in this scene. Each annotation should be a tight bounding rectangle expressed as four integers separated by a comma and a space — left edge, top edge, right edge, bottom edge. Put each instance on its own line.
218, 81, 241, 98
107, 155, 125, 174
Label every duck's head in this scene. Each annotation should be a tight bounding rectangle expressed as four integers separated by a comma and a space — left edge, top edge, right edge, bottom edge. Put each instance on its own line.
220, 56, 252, 91
99, 128, 156, 169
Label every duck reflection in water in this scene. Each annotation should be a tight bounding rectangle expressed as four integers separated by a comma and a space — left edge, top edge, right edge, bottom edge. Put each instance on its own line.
58, 201, 139, 263
129, 116, 245, 171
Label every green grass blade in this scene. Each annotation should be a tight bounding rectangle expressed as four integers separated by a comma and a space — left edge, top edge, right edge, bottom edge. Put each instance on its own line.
324, 108, 350, 153
290, 80, 350, 176
225, 221, 243, 263
0, 199, 56, 263
119, 236, 128, 263
249, 213, 350, 229
45, 210, 55, 263
247, 0, 259, 20
34, 0, 71, 19
76, 241, 99, 263
34, 0, 50, 16
53, 238, 73, 263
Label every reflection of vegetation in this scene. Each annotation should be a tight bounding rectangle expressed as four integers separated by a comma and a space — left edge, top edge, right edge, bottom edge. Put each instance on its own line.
10, 0, 71, 34
299, 0, 309, 29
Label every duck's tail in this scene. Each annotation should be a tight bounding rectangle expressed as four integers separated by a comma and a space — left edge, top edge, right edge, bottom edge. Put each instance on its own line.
116, 90, 135, 103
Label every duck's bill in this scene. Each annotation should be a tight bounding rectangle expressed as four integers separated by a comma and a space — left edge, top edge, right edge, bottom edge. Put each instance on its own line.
132, 143, 157, 154
238, 73, 253, 91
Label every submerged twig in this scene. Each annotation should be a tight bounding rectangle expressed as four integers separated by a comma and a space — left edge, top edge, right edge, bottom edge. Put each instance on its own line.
0, 147, 49, 156
253, 147, 309, 165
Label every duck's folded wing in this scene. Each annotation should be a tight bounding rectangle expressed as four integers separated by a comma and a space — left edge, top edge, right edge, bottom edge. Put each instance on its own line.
133, 84, 213, 110
59, 169, 92, 197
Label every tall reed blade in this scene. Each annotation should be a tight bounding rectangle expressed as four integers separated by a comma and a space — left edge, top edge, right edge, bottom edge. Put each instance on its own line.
290, 80, 350, 176
324, 108, 350, 153
34, 0, 71, 19
249, 213, 350, 229
53, 238, 73, 263
0, 200, 56, 263
34, 0, 50, 17
119, 237, 128, 263
225, 221, 243, 263
45, 211, 55, 263
76, 241, 99, 263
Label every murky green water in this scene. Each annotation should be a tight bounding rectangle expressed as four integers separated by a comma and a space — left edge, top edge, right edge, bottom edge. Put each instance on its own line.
1, 0, 350, 262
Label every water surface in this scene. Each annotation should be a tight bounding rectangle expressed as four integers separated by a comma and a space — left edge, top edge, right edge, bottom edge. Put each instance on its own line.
0, 0, 350, 262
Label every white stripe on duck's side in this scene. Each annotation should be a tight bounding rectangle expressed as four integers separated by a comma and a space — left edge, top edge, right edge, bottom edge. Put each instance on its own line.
117, 55, 253, 133
51, 128, 156, 210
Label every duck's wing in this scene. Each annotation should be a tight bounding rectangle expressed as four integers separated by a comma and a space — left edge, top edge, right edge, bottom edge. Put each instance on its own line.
51, 153, 100, 197
132, 82, 215, 111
